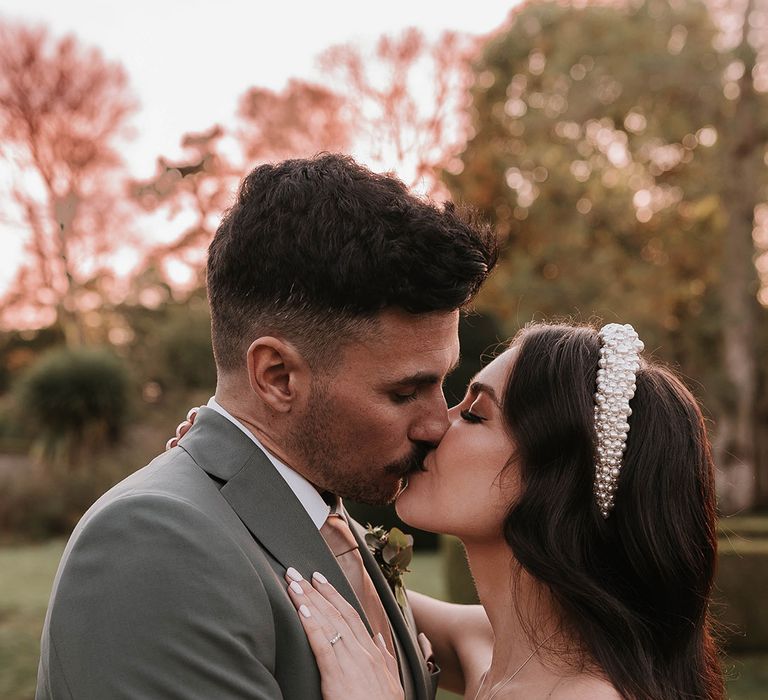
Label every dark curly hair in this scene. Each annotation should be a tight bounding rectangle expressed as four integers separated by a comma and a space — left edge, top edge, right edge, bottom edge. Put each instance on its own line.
501, 323, 723, 700
207, 153, 497, 371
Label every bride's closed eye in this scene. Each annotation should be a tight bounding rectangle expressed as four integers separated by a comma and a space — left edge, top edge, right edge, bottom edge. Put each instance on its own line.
460, 409, 486, 424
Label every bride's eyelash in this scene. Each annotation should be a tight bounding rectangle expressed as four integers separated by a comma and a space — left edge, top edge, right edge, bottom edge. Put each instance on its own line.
460, 409, 485, 424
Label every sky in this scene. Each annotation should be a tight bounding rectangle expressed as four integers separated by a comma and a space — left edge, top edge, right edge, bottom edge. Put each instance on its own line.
0, 0, 518, 296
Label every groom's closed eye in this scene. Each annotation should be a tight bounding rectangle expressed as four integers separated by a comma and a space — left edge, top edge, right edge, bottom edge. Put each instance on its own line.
386, 356, 461, 398
385, 375, 443, 404
392, 389, 419, 403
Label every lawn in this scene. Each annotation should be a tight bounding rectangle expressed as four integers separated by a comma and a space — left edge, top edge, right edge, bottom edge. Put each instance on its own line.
0, 539, 65, 700
0, 542, 765, 699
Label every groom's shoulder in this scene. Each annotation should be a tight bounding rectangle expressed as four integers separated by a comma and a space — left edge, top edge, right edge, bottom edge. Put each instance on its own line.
58, 446, 253, 578
96, 444, 212, 507
73, 445, 226, 540
46, 446, 275, 635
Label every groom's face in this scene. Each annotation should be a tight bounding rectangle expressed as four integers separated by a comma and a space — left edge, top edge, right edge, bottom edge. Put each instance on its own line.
289, 308, 460, 505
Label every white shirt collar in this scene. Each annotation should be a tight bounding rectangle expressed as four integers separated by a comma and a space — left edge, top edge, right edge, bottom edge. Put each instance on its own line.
206, 397, 331, 529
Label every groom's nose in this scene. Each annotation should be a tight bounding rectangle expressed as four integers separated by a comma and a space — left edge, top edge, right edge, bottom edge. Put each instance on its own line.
408, 397, 449, 446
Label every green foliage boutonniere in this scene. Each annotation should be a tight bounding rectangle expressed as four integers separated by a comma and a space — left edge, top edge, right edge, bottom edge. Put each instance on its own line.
365, 524, 414, 610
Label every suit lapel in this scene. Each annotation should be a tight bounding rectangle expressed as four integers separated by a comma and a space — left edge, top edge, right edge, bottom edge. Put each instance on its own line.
180, 410, 429, 697
345, 510, 431, 700
179, 408, 367, 625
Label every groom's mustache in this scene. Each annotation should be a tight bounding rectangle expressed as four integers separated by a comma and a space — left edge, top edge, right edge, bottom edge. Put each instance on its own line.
384, 442, 432, 478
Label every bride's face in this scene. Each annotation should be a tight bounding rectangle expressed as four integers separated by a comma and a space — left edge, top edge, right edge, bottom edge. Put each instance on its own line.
396, 348, 518, 541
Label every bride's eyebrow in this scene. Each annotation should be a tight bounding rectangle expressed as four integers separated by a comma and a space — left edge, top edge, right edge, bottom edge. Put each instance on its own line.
468, 381, 501, 407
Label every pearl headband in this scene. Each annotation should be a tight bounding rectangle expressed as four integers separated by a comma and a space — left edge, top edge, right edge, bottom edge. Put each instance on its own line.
594, 323, 644, 518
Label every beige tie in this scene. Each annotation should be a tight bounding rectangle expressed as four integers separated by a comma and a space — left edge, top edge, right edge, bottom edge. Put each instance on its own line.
320, 512, 396, 655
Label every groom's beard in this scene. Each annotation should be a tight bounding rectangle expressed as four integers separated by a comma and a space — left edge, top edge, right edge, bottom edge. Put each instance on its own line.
286, 388, 432, 506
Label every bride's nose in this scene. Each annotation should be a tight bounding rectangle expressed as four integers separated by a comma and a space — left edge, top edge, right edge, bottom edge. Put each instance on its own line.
447, 403, 462, 421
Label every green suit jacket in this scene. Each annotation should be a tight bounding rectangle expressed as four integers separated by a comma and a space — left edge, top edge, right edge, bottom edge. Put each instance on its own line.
36, 407, 438, 699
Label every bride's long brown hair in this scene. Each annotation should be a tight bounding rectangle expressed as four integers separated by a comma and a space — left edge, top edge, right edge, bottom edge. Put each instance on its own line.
500, 323, 723, 700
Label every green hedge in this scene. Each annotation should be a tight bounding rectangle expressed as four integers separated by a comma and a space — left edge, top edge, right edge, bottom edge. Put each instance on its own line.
14, 347, 131, 466
151, 309, 216, 391
440, 535, 478, 604
716, 533, 768, 652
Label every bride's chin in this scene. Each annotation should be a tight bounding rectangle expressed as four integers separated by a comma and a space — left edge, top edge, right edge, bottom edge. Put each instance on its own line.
394, 479, 428, 527
394, 482, 414, 519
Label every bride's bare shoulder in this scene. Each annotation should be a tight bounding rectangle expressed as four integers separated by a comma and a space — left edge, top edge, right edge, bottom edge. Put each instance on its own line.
549, 674, 622, 700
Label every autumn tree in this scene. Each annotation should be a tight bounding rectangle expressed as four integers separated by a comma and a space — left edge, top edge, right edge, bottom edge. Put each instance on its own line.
131, 79, 350, 286
133, 29, 476, 286
446, 0, 768, 510
131, 125, 239, 289
0, 21, 137, 345
237, 78, 350, 163
320, 28, 476, 197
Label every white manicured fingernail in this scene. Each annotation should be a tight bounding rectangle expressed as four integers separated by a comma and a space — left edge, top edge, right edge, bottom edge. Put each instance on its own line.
286, 567, 303, 581
299, 604, 311, 618
312, 571, 328, 584
289, 581, 304, 595
377, 632, 386, 645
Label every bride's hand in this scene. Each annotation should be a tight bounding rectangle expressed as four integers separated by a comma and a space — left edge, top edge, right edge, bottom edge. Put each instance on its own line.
165, 407, 201, 450
285, 568, 404, 700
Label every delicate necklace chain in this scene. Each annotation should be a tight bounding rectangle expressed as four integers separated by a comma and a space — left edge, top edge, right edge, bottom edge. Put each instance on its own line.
472, 632, 556, 700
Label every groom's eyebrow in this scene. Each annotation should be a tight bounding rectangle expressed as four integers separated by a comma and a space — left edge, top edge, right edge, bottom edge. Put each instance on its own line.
469, 381, 500, 407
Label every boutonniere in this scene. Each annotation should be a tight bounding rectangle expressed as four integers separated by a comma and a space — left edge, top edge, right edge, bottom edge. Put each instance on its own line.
365, 524, 414, 610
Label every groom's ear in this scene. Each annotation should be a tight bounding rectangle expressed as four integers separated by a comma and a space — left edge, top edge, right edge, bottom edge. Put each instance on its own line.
246, 337, 312, 413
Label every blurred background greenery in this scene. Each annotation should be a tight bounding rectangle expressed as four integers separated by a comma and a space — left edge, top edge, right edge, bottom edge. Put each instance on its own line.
1, 0, 768, 697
